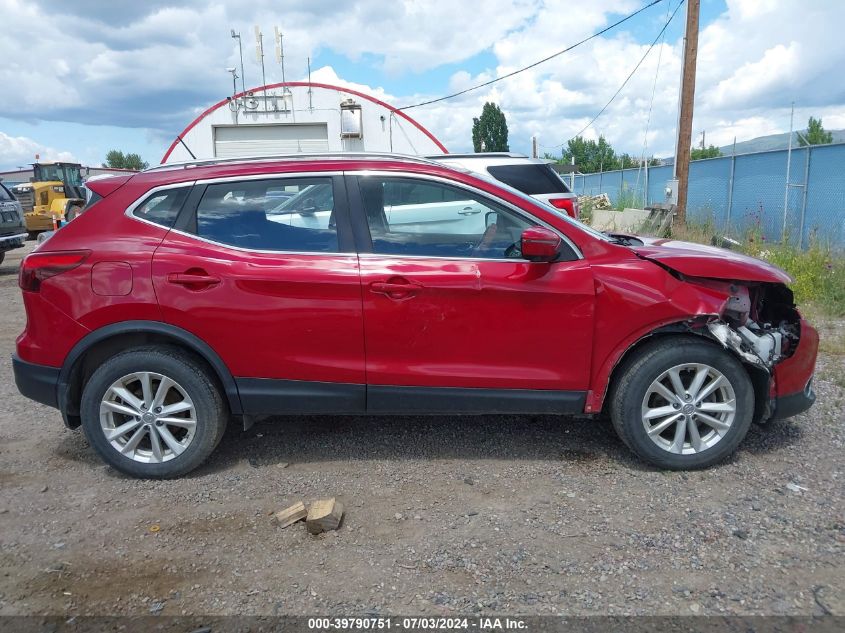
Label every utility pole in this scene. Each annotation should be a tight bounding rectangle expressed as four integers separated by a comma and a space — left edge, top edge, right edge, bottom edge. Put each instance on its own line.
673, 0, 700, 226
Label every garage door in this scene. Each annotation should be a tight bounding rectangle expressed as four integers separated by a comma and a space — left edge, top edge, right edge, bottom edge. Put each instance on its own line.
213, 124, 330, 157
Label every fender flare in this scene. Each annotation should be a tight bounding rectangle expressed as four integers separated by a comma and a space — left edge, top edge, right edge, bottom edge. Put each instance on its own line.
57, 320, 243, 416
586, 319, 708, 413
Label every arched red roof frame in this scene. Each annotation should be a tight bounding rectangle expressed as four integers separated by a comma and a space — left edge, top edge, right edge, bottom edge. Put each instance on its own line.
161, 81, 448, 163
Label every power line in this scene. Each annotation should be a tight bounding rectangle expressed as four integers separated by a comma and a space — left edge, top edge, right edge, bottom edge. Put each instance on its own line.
397, 0, 665, 111
640, 0, 673, 163
546, 0, 685, 149
634, 0, 673, 191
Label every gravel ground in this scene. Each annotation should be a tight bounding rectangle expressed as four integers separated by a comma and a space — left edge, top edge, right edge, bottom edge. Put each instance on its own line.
0, 241, 843, 617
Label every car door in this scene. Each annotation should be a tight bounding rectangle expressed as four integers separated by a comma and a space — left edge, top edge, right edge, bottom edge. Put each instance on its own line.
384, 180, 487, 234
266, 182, 335, 229
151, 174, 365, 414
349, 174, 596, 414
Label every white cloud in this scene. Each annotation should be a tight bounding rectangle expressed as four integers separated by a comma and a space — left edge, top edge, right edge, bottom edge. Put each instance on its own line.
395, 0, 845, 157
1, 0, 843, 164
0, 132, 77, 167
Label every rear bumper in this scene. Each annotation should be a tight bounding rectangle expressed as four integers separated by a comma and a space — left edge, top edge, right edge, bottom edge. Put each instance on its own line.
12, 354, 59, 409
0, 232, 27, 250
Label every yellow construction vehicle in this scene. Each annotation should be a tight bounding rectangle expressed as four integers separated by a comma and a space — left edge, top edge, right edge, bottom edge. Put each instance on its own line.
11, 162, 86, 236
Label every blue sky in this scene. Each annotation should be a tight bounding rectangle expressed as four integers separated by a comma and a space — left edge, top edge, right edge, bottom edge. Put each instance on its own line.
2, 0, 842, 169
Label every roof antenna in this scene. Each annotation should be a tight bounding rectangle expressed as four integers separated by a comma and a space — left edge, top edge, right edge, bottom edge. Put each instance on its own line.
307, 57, 313, 111
275, 25, 293, 115
254, 25, 267, 111
274, 26, 287, 84
176, 135, 196, 160
230, 29, 246, 96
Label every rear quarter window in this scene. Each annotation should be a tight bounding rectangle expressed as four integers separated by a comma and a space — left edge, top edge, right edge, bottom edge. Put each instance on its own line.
486, 164, 570, 195
131, 187, 190, 228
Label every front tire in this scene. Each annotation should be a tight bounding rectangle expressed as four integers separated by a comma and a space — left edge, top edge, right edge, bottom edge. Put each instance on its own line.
609, 337, 754, 470
80, 346, 227, 478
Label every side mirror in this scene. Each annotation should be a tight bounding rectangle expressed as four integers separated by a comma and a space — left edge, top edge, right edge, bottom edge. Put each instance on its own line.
520, 226, 562, 262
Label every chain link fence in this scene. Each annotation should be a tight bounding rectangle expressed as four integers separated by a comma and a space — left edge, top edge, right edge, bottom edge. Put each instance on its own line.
572, 142, 845, 248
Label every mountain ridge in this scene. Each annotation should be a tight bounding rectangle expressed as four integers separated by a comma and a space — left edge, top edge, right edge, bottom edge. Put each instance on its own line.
717, 129, 845, 155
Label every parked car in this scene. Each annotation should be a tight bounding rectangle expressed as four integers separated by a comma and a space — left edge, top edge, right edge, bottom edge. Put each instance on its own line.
13, 153, 818, 478
429, 153, 581, 219
0, 182, 27, 265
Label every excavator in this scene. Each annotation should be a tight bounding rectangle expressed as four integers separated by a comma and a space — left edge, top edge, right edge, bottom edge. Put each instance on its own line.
11, 162, 86, 237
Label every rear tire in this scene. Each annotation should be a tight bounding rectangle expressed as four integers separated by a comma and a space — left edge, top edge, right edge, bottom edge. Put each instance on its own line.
608, 336, 754, 470
80, 346, 227, 478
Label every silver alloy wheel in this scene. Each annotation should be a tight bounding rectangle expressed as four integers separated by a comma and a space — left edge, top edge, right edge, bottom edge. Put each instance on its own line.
640, 363, 737, 455
99, 371, 197, 463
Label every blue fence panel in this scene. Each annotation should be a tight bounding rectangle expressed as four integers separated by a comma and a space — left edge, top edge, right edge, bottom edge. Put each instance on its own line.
687, 158, 732, 227
804, 144, 845, 248
647, 165, 673, 205
571, 142, 845, 247
729, 151, 790, 242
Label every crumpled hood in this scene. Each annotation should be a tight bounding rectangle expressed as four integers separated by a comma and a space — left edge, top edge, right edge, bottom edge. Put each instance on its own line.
632, 237, 792, 284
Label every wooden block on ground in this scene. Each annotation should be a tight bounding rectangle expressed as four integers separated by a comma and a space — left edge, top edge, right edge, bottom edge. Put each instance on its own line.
306, 498, 344, 534
273, 501, 307, 528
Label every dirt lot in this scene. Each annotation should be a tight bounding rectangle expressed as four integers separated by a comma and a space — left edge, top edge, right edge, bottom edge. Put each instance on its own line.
0, 241, 843, 617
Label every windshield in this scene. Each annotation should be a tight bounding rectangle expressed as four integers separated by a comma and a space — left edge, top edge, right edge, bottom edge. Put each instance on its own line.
34, 164, 83, 186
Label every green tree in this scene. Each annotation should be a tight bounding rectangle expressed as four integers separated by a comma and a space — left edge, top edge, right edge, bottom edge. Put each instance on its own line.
103, 150, 148, 171
798, 116, 833, 146
561, 135, 616, 173
690, 145, 722, 160
471, 102, 509, 152
550, 137, 661, 172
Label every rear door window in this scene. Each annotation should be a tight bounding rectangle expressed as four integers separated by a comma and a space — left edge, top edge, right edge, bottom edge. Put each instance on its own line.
195, 178, 338, 253
486, 164, 570, 195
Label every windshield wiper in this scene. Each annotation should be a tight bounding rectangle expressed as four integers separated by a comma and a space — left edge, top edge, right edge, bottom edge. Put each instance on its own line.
603, 232, 636, 246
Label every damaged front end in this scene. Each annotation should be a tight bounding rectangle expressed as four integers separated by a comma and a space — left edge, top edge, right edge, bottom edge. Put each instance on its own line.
685, 278, 816, 422
703, 282, 799, 371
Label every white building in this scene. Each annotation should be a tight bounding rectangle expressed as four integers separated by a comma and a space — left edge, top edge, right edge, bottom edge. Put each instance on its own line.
161, 81, 448, 164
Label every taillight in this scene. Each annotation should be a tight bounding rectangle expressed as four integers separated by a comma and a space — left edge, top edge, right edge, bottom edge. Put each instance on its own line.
19, 250, 90, 292
549, 197, 577, 218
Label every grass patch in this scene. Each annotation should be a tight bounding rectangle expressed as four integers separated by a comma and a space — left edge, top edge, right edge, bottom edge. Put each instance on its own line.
614, 186, 645, 211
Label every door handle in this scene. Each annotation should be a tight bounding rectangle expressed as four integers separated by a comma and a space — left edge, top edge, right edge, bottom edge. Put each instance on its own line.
167, 271, 221, 289
370, 278, 423, 299
458, 206, 482, 215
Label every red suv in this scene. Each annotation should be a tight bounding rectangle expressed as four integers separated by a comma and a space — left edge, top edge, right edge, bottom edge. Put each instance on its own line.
13, 154, 818, 478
